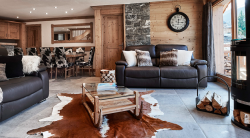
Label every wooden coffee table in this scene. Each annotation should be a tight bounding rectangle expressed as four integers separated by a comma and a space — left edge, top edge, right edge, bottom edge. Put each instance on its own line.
82, 83, 143, 127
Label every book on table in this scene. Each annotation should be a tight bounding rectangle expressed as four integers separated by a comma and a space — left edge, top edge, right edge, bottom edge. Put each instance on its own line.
97, 83, 117, 93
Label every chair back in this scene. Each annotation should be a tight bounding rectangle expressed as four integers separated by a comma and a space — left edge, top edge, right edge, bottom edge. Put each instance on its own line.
26, 47, 37, 55
14, 47, 23, 56
53, 47, 68, 68
88, 47, 95, 65
65, 48, 73, 54
40, 47, 53, 68
76, 47, 85, 53
76, 47, 85, 63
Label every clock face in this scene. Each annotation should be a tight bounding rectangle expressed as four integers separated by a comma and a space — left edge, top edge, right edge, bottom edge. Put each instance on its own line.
170, 14, 186, 30
167, 12, 189, 32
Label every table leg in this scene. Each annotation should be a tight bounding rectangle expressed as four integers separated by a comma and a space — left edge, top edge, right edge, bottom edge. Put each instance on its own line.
82, 84, 86, 104
94, 96, 99, 125
134, 91, 139, 116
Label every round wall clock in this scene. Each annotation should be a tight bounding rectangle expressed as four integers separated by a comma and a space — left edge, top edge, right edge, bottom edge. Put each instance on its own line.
167, 5, 189, 32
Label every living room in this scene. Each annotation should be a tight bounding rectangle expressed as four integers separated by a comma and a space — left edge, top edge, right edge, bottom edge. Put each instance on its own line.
0, 0, 250, 137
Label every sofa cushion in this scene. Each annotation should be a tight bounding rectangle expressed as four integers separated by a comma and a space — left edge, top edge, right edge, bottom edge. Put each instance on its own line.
160, 66, 197, 79
0, 55, 24, 78
125, 66, 160, 78
125, 45, 156, 58
160, 50, 178, 66
156, 44, 194, 59
136, 50, 153, 67
0, 76, 42, 103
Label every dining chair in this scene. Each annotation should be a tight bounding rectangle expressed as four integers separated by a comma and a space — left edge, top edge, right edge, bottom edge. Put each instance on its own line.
65, 48, 73, 54
75, 47, 95, 77
40, 47, 56, 79
14, 47, 23, 55
54, 47, 75, 79
75, 47, 85, 64
76, 47, 85, 53
26, 47, 38, 55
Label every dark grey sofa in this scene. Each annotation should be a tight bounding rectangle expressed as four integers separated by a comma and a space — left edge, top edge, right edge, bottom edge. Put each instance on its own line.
115, 44, 207, 88
0, 66, 49, 122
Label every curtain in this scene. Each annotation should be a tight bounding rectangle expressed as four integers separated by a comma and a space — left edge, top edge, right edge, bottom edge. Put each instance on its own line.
202, 2, 216, 82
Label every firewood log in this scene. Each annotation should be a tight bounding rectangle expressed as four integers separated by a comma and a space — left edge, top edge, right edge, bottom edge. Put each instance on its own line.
240, 111, 250, 126
235, 116, 240, 122
214, 109, 222, 114
220, 102, 228, 114
212, 92, 222, 109
233, 109, 241, 123
197, 101, 205, 110
205, 105, 213, 112
201, 91, 213, 105
233, 109, 240, 117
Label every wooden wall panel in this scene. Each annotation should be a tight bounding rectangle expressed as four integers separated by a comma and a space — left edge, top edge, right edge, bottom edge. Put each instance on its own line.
18, 23, 27, 55
92, 5, 124, 77
150, 0, 203, 59
94, 10, 102, 77
213, 5, 224, 74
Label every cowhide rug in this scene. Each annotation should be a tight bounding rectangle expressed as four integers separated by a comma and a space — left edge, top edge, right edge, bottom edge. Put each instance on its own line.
27, 91, 182, 138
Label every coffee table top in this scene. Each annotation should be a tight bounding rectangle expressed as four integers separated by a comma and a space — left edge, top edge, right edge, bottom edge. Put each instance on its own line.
82, 83, 134, 100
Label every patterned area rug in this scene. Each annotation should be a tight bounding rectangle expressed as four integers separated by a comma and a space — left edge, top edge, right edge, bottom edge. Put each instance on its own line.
27, 91, 182, 138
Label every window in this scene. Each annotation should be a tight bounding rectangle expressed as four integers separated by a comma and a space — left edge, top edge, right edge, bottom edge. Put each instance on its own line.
237, 0, 246, 39
223, 2, 232, 76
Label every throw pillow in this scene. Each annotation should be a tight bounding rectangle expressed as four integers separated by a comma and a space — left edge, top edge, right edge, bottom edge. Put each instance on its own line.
160, 49, 178, 66
0, 64, 8, 81
123, 51, 137, 67
0, 55, 24, 78
135, 50, 153, 67
22, 56, 41, 74
177, 50, 193, 65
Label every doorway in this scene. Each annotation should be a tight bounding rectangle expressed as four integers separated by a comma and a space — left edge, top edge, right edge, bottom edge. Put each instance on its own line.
26, 24, 41, 54
103, 15, 124, 69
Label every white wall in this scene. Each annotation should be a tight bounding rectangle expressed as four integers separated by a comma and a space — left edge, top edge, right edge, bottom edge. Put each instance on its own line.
26, 19, 96, 68
26, 19, 95, 47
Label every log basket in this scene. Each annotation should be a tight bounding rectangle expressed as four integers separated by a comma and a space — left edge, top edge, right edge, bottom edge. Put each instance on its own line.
196, 76, 230, 116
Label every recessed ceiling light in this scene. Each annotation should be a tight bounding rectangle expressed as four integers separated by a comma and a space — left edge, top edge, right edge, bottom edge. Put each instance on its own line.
30, 11, 32, 13
46, 13, 48, 15
55, 6, 57, 9
33, 8, 35, 10
65, 11, 68, 13
71, 8, 73, 10
17, 16, 19, 18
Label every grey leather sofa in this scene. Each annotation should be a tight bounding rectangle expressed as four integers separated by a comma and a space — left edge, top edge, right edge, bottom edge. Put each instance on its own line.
0, 66, 49, 122
115, 44, 207, 88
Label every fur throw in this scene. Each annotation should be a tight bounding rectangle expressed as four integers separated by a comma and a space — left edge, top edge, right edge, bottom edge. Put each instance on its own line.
22, 56, 41, 74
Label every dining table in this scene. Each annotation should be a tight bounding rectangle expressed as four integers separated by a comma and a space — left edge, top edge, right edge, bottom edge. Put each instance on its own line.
37, 53, 87, 63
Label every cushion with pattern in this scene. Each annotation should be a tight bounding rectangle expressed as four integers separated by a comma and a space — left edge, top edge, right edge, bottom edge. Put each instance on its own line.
160, 49, 178, 66
135, 50, 153, 67
0, 63, 8, 81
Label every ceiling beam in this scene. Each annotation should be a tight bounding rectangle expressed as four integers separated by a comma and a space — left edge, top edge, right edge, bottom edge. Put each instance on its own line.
23, 16, 94, 22
223, 0, 231, 13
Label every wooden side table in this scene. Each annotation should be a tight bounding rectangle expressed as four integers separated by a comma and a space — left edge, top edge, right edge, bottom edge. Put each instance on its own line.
82, 83, 143, 127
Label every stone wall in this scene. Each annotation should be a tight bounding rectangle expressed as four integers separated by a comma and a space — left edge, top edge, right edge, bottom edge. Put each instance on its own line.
125, 3, 151, 46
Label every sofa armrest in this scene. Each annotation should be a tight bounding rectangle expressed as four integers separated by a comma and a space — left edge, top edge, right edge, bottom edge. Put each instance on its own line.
38, 70, 49, 99
190, 59, 207, 67
115, 61, 128, 66
196, 65, 207, 87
